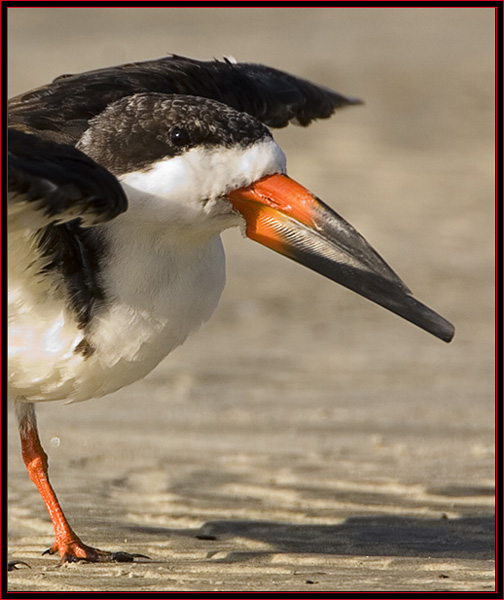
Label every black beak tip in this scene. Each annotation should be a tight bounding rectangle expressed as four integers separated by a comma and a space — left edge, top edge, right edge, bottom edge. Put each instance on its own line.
438, 320, 455, 343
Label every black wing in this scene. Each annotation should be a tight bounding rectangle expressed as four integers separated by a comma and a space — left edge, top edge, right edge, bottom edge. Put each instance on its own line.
9, 55, 362, 145
8, 129, 127, 231
8, 129, 125, 329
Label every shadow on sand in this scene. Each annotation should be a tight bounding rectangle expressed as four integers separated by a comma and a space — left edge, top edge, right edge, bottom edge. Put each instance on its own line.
127, 514, 495, 561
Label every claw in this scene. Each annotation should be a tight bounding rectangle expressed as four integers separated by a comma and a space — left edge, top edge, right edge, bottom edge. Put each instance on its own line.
110, 551, 151, 562
42, 539, 150, 564
8, 561, 31, 571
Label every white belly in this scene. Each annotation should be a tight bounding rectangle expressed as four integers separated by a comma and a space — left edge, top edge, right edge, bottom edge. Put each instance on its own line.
9, 228, 226, 404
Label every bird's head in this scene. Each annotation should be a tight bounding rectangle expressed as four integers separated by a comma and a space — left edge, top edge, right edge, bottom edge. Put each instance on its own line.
77, 92, 454, 342
77, 93, 285, 237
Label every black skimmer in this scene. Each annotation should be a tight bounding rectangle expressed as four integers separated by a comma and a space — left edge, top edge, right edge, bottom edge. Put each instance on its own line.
8, 55, 454, 565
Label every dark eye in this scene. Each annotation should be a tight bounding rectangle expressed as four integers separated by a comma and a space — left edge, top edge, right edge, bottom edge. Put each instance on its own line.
170, 127, 190, 147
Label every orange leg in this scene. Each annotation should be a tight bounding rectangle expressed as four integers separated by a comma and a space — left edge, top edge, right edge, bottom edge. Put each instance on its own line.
15, 402, 147, 564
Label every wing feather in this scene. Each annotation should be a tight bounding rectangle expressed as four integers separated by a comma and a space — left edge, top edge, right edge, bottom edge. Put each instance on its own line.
9, 55, 362, 144
8, 129, 127, 231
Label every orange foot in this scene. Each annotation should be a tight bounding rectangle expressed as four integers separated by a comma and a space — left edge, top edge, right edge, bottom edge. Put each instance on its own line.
43, 537, 149, 564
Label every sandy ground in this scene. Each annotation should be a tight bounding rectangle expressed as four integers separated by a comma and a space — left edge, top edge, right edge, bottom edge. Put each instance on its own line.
7, 7, 495, 593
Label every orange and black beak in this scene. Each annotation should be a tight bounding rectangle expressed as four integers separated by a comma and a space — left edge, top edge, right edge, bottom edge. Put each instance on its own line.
228, 173, 454, 342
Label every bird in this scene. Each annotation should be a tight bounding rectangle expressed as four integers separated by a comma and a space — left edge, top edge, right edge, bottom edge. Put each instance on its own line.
8, 54, 455, 565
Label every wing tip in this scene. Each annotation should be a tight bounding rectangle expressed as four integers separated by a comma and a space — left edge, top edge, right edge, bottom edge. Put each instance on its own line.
344, 95, 365, 106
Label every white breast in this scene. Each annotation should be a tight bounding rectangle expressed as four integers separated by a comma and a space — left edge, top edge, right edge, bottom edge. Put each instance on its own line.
9, 137, 285, 404
8, 228, 86, 401
81, 219, 227, 401
9, 220, 227, 404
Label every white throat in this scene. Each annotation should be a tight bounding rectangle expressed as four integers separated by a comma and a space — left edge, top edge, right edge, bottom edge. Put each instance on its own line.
116, 138, 287, 235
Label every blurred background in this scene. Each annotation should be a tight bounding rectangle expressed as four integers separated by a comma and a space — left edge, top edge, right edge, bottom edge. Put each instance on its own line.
8, 7, 495, 592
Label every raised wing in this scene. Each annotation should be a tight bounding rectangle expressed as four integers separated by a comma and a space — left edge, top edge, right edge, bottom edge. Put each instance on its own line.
8, 129, 127, 231
9, 55, 362, 144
